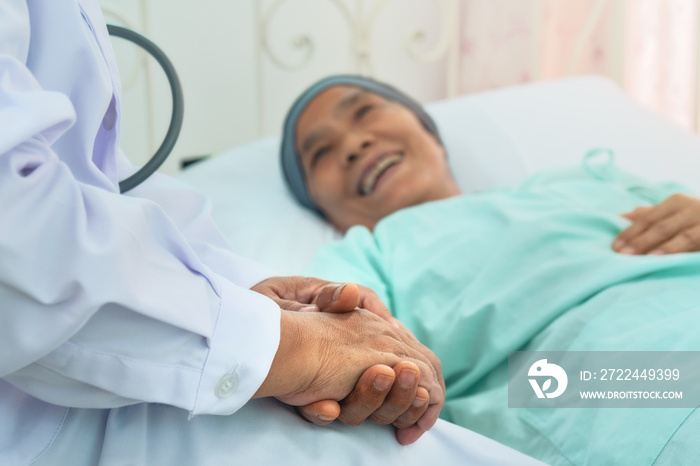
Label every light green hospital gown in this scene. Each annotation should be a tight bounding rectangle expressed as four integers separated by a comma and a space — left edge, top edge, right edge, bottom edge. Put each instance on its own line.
305, 159, 700, 466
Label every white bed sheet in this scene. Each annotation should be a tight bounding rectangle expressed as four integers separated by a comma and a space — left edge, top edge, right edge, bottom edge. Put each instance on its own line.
34, 399, 546, 465
178, 75, 700, 275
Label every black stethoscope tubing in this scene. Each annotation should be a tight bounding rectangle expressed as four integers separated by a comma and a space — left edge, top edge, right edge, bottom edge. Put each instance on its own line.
107, 24, 184, 193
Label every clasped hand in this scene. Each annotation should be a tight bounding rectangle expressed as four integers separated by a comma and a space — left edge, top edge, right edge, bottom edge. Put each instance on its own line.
251, 276, 444, 445
614, 193, 700, 255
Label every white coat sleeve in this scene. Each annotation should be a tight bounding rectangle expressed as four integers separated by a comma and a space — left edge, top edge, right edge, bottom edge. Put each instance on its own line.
0, 0, 280, 416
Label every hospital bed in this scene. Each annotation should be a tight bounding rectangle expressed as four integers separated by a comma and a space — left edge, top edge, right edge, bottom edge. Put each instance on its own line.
174, 75, 700, 464
178, 75, 700, 276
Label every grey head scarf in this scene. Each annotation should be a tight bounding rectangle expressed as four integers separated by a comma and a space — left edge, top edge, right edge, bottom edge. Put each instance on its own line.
280, 74, 442, 216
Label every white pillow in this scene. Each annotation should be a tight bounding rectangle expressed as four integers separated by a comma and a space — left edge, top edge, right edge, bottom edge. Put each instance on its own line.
178, 75, 700, 275
177, 136, 341, 276
435, 75, 700, 194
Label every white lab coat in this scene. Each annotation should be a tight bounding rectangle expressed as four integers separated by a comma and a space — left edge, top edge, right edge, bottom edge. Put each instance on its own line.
0, 0, 281, 463
0, 2, 547, 465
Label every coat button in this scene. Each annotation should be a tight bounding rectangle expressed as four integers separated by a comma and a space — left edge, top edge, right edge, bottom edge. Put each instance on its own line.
215, 374, 239, 398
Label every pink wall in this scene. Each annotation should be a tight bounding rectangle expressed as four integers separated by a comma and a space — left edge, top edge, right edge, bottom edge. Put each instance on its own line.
458, 0, 699, 131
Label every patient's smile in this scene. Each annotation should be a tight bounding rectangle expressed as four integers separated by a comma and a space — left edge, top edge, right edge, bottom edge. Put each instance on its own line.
358, 152, 404, 196
295, 84, 460, 231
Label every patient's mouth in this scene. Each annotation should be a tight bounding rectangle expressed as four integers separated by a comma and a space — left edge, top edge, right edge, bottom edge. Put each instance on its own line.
358, 152, 403, 196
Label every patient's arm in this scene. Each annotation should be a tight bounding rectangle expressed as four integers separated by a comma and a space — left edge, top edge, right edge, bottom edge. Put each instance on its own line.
614, 193, 700, 255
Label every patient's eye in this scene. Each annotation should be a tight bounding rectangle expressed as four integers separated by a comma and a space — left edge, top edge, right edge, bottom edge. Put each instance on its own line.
312, 146, 330, 165
355, 104, 374, 119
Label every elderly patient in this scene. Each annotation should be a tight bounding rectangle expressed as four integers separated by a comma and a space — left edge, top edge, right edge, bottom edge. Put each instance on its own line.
279, 75, 700, 466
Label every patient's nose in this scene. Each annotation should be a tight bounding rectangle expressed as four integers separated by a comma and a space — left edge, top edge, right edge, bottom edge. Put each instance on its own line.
345, 139, 372, 165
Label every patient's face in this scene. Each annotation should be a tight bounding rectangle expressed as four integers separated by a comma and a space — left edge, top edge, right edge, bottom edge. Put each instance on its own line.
296, 85, 460, 232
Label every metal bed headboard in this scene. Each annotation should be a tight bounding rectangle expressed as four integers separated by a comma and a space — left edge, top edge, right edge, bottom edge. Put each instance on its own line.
254, 0, 459, 136
102, 0, 691, 173
101, 0, 460, 172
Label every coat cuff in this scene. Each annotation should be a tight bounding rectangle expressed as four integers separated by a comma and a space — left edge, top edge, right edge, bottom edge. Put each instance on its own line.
191, 279, 280, 415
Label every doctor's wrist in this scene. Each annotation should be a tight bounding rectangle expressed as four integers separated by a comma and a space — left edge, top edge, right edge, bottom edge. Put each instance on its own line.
252, 310, 313, 401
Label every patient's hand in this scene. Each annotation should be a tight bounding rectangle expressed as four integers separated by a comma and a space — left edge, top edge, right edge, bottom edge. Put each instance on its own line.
614, 194, 700, 255
297, 363, 431, 445
252, 277, 444, 445
252, 276, 394, 321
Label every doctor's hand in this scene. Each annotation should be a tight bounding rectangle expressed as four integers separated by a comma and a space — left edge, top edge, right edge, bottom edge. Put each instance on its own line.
614, 194, 700, 255
293, 280, 432, 445
251, 276, 444, 445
